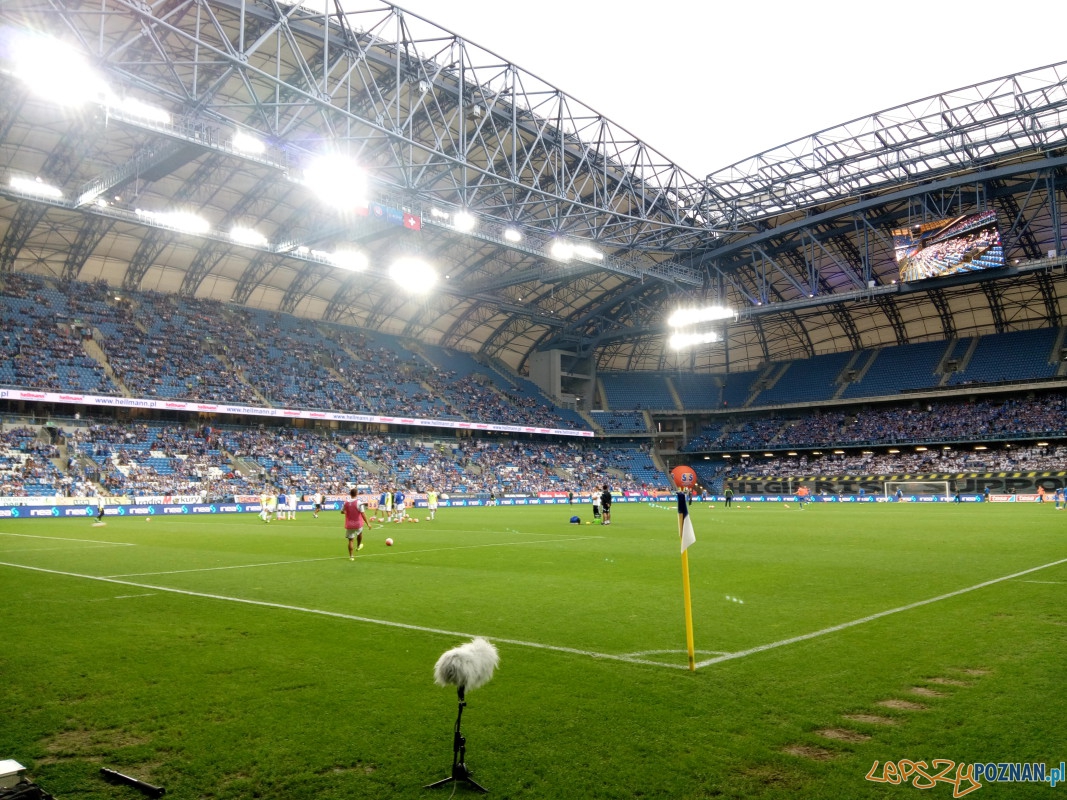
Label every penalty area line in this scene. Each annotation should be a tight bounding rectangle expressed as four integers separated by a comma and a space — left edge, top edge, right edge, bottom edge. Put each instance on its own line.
0, 561, 690, 670
696, 556, 1067, 669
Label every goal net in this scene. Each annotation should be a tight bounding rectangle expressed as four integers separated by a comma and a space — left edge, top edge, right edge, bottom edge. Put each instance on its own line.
884, 480, 952, 500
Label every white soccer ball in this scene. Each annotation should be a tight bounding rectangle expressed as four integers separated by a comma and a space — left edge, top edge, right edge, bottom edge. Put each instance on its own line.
146, 517, 152, 522
385, 537, 394, 546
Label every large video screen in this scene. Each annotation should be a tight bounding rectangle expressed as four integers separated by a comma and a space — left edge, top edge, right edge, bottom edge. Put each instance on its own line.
893, 210, 1004, 282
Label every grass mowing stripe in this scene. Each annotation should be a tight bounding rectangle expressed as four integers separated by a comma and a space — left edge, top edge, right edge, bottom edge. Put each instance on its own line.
695, 555, 1067, 668
106, 536, 606, 578
0, 531, 135, 546
107, 556, 341, 577
0, 560, 691, 670
2, 544, 138, 554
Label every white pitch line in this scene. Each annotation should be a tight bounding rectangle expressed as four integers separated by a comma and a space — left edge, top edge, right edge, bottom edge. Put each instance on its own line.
0, 561, 688, 670
0, 531, 135, 546
107, 537, 605, 578
694, 556, 1067, 668
624, 649, 732, 658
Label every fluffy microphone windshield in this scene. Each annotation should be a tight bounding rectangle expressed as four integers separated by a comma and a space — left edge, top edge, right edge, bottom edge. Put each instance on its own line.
433, 637, 499, 692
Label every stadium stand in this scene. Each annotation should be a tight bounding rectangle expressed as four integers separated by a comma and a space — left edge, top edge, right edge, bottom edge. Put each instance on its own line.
720, 369, 763, 409
673, 373, 722, 410
590, 410, 649, 434
753, 351, 853, 405
839, 340, 948, 398
948, 328, 1059, 385
599, 373, 676, 410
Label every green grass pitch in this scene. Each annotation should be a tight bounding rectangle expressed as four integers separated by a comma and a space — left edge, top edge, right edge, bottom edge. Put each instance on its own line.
1, 502, 1063, 798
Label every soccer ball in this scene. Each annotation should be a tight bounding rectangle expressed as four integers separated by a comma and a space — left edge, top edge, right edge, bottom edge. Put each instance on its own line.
146, 517, 151, 522
385, 537, 394, 546
413, 518, 420, 523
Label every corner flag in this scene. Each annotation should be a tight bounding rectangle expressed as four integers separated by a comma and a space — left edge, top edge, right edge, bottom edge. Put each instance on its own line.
679, 492, 696, 552
677, 491, 696, 670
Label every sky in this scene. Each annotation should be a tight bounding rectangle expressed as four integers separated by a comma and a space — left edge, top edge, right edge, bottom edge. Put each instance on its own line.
393, 0, 1054, 179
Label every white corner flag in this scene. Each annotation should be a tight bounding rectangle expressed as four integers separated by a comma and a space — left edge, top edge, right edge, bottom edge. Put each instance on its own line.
678, 492, 696, 553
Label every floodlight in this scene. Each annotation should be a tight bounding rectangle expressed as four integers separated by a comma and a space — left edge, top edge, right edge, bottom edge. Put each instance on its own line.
452, 211, 476, 232
572, 244, 603, 261
503, 228, 522, 243
113, 96, 171, 125
9, 176, 63, 200
328, 249, 368, 272
669, 331, 720, 350
230, 226, 268, 247
137, 209, 209, 234
11, 32, 108, 107
389, 256, 436, 291
549, 240, 574, 261
304, 154, 366, 212
232, 130, 266, 155
668, 305, 734, 327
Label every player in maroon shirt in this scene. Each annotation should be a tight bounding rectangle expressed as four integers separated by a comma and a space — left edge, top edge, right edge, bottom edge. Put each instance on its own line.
341, 488, 372, 560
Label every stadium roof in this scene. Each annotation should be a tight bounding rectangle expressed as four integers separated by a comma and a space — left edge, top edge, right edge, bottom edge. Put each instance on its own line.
2, 0, 1067, 376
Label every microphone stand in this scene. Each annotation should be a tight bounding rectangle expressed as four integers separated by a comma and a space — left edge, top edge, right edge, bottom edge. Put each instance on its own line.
425, 686, 487, 793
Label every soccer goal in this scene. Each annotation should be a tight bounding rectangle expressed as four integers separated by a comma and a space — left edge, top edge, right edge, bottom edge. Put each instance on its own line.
884, 480, 952, 500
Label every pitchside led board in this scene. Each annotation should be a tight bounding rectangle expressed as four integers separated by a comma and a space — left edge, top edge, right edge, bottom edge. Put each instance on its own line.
671, 465, 697, 490
893, 210, 1004, 283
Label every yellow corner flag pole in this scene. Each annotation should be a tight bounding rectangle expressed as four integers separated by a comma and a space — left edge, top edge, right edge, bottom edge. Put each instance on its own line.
678, 491, 697, 671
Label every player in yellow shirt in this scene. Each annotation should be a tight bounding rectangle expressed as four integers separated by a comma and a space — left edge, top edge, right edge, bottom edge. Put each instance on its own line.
259, 490, 271, 523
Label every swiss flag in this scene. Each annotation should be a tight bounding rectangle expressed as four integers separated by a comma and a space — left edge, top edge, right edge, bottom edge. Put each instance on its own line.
403, 212, 422, 231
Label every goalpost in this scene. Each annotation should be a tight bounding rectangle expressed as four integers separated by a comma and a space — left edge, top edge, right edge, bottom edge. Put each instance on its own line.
884, 480, 952, 500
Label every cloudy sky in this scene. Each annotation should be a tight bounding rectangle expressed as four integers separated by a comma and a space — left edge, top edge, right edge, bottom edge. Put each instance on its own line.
394, 0, 1054, 178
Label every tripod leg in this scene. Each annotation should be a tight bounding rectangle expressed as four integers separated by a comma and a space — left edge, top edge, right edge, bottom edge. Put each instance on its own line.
426, 692, 488, 792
